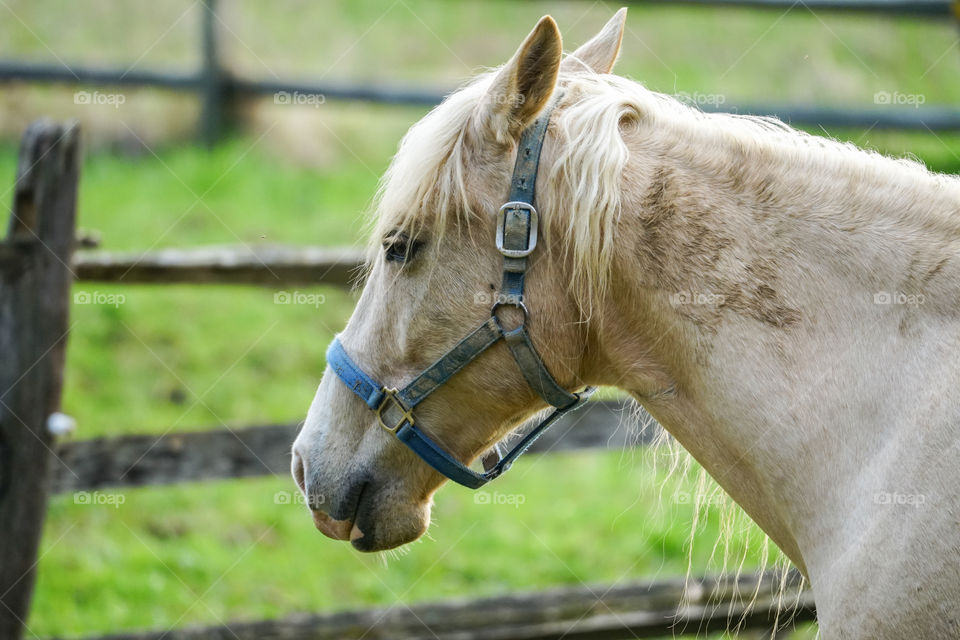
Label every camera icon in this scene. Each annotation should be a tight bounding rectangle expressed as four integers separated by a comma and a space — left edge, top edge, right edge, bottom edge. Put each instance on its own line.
675, 491, 692, 504
873, 291, 892, 305
274, 91, 292, 105
474, 492, 491, 505
74, 291, 92, 304
74, 91, 91, 105
273, 491, 291, 505
74, 491, 92, 505
874, 91, 891, 105
274, 291, 292, 304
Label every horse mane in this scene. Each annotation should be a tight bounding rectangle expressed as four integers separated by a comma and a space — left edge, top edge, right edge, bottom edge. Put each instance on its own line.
370, 65, 954, 316
367, 74, 492, 264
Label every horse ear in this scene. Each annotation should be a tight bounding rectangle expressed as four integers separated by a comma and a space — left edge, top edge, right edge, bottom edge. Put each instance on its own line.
480, 15, 562, 142
560, 8, 627, 74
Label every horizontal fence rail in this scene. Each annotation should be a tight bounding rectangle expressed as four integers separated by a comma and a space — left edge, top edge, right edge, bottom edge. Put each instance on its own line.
3, 0, 960, 144
68, 570, 815, 640
5, 59, 960, 132
50, 399, 655, 494
626, 0, 956, 15
0, 61, 449, 107
72, 245, 364, 287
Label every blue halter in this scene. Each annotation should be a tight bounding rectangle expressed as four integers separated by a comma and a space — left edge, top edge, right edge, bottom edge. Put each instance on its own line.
326, 99, 595, 489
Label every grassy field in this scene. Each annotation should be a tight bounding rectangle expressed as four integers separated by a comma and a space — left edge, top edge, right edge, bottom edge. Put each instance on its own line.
3, 0, 960, 637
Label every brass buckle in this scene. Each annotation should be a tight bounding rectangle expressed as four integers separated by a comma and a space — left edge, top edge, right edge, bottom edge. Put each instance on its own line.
376, 388, 414, 433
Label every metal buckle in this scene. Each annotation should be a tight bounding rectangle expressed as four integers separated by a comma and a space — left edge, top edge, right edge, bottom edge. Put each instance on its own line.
376, 388, 414, 433
496, 201, 538, 258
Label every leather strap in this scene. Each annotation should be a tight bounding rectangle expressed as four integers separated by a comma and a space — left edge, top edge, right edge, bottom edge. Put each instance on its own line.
398, 317, 502, 408
326, 335, 595, 489
326, 338, 385, 410
499, 106, 554, 299
395, 423, 489, 489
322, 94, 598, 490
503, 326, 580, 409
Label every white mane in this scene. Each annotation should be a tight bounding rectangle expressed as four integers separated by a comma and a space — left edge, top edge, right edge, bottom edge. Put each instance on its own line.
371, 67, 960, 313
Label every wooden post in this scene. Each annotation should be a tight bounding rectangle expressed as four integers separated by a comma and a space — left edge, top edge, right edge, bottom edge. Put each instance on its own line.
0, 120, 80, 640
198, 0, 227, 147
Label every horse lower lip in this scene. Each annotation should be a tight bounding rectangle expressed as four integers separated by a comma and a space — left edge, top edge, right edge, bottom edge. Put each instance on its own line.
311, 511, 353, 540
312, 479, 370, 541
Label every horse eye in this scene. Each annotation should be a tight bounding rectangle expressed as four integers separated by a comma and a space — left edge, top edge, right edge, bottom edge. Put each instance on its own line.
383, 232, 420, 264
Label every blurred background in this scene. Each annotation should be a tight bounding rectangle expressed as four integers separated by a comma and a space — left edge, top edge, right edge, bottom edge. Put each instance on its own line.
4, 1, 960, 637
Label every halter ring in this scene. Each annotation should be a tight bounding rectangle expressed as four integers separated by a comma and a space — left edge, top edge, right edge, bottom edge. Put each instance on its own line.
491, 299, 529, 332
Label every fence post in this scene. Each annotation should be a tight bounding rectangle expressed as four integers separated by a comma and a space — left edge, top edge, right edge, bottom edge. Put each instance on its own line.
198, 0, 227, 147
0, 120, 80, 640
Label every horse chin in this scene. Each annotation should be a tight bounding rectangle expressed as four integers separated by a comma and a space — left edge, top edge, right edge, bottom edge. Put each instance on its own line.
349, 497, 431, 552
309, 489, 431, 552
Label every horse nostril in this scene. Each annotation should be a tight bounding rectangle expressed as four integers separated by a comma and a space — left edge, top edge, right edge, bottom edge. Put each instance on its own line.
292, 449, 307, 495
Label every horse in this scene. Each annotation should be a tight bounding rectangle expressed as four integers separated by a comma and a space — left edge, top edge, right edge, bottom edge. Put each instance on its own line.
292, 9, 960, 638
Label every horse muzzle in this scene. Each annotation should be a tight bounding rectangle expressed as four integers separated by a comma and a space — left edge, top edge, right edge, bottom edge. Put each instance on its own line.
291, 444, 429, 552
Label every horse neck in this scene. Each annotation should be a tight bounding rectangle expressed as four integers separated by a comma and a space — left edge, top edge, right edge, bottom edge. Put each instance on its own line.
595, 118, 960, 571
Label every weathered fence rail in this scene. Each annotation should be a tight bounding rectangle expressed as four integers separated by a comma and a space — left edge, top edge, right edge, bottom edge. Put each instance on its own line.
1, 0, 959, 144
634, 0, 954, 13
79, 570, 815, 640
72, 245, 364, 287
49, 399, 652, 494
79, 572, 815, 640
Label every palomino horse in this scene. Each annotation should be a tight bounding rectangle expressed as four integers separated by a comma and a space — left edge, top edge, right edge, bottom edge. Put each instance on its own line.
292, 9, 960, 638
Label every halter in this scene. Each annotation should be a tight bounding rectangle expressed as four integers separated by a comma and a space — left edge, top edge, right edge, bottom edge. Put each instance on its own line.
326, 99, 595, 489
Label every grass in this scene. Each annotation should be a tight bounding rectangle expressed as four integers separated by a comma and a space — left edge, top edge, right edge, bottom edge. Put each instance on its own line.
1, 0, 959, 637
36, 451, 785, 637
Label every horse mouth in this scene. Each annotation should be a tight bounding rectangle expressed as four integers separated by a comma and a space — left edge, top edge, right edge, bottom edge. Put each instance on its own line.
311, 479, 370, 546
310, 485, 430, 552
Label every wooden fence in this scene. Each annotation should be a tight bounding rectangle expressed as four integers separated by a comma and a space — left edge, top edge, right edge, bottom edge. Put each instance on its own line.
0, 122, 815, 639
1, 0, 960, 145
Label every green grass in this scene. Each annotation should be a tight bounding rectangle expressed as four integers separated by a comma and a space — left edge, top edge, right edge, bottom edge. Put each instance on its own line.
35, 451, 783, 638
2, 1, 960, 637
